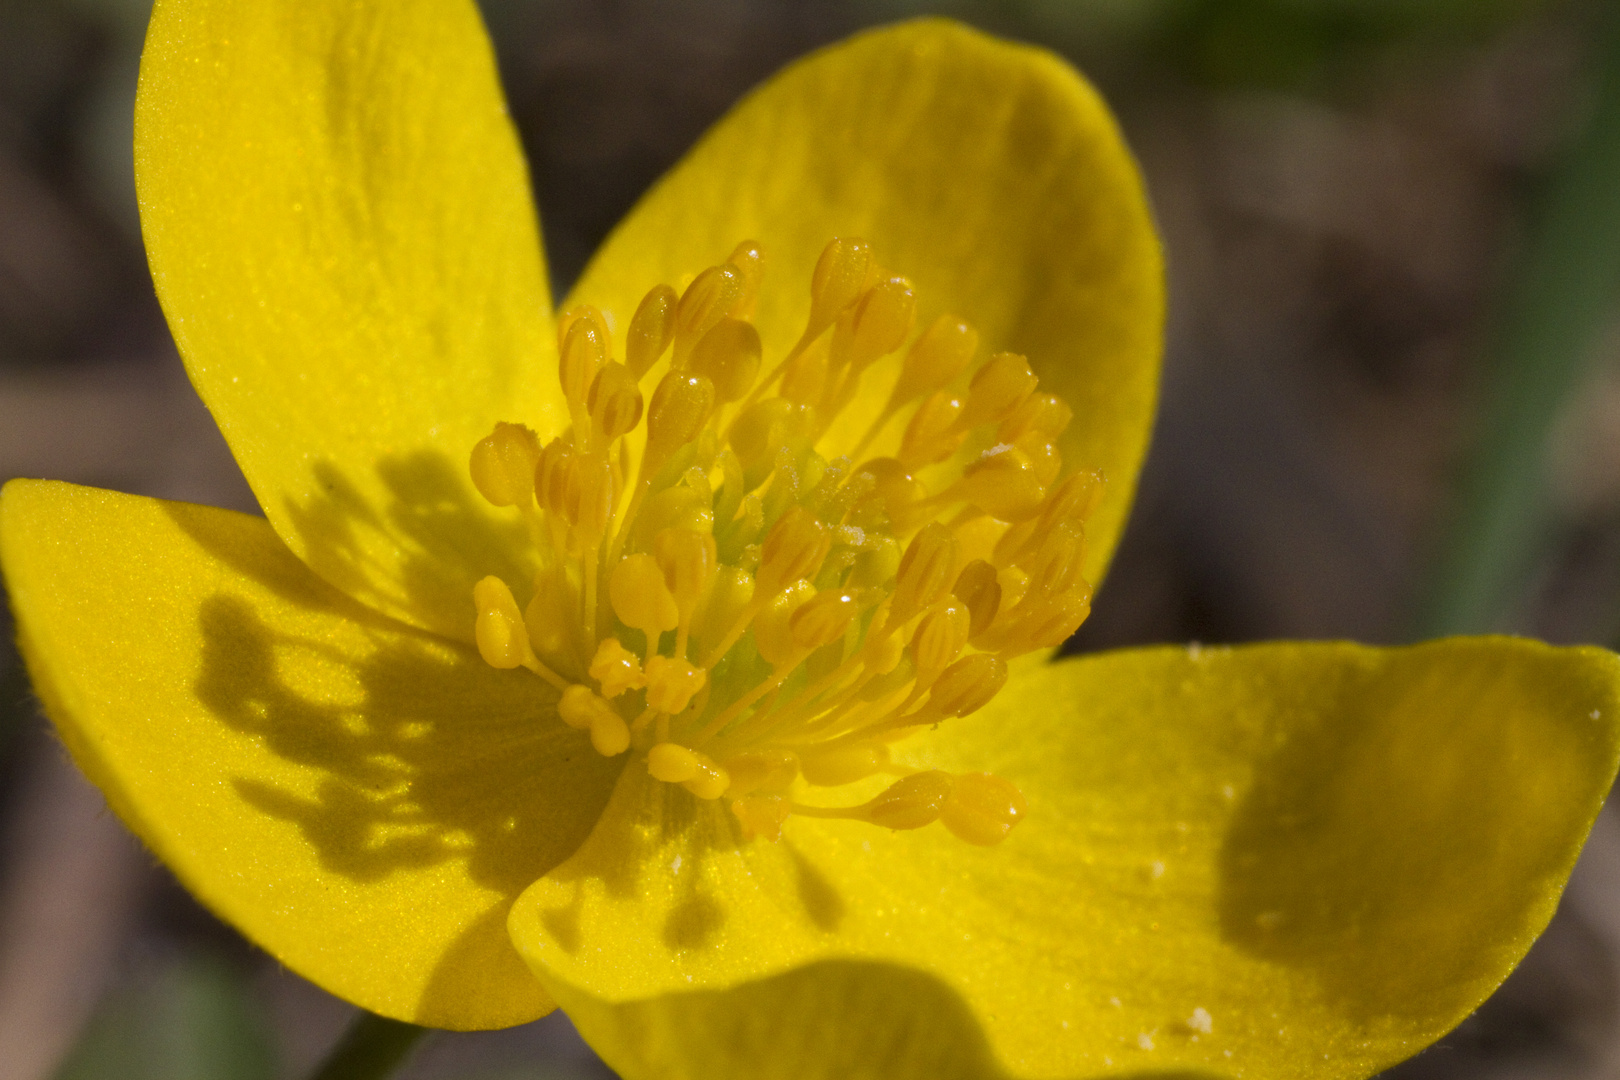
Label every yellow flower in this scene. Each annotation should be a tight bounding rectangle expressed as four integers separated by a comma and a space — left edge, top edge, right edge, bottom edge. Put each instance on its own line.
1, 2, 1617, 1079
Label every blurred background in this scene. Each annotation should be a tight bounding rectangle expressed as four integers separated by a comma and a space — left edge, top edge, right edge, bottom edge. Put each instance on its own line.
3, 0, 1620, 1076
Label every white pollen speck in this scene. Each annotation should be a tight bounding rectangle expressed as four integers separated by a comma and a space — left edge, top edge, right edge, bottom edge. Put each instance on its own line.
1224, 1050, 1233, 1059
1110, 996, 1122, 1008
1188, 642, 1203, 659
862, 841, 872, 852
1149, 860, 1165, 880
1061, 1020, 1069, 1030
1187, 1007, 1213, 1034
1222, 784, 1235, 800
1103, 1057, 1113, 1066
1137, 1033, 1155, 1051
1593, 710, 1603, 720
671, 855, 682, 873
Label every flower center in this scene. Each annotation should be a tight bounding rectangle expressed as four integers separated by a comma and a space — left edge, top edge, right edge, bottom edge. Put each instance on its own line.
468, 238, 1100, 845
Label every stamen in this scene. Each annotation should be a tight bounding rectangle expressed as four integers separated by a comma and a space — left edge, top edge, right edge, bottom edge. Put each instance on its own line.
466, 236, 1107, 849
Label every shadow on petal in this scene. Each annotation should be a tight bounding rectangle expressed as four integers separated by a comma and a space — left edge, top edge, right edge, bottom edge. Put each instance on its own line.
278, 450, 538, 641
549, 956, 1224, 1080
185, 584, 620, 897
1218, 643, 1606, 1025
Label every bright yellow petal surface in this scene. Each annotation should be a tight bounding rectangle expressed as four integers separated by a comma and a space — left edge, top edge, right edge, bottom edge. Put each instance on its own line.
567, 19, 1163, 587
510, 639, 1620, 1080
0, 480, 620, 1030
136, 0, 559, 640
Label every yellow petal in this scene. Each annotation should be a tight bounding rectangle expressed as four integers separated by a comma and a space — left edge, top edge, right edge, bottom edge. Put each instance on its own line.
509, 639, 1620, 1079
0, 480, 620, 1030
567, 19, 1163, 586
136, 0, 559, 639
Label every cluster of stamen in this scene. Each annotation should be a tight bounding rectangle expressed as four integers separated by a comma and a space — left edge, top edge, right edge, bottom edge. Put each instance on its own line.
469, 237, 1100, 846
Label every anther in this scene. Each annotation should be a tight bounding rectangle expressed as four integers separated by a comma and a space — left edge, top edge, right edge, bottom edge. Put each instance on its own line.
674, 265, 744, 367
863, 770, 956, 830
559, 309, 609, 428
910, 598, 970, 684
803, 237, 872, 347
648, 742, 729, 799
469, 423, 541, 508
779, 344, 828, 406
892, 316, 979, 408
589, 637, 645, 698
721, 748, 799, 797
558, 684, 631, 757
689, 318, 763, 405
898, 391, 966, 469
654, 528, 718, 633
799, 742, 889, 786
919, 654, 1007, 721
789, 589, 859, 652
850, 459, 925, 531
588, 362, 644, 444
956, 352, 1037, 431
834, 276, 916, 377
732, 795, 791, 841
754, 581, 816, 669
609, 553, 679, 651
644, 655, 707, 715
725, 240, 766, 320
939, 772, 1027, 846
643, 372, 715, 474
955, 443, 1047, 521
889, 524, 960, 625
953, 559, 1002, 638
1038, 469, 1106, 534
627, 284, 678, 377
473, 576, 531, 669
1001, 392, 1073, 443
756, 507, 831, 596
